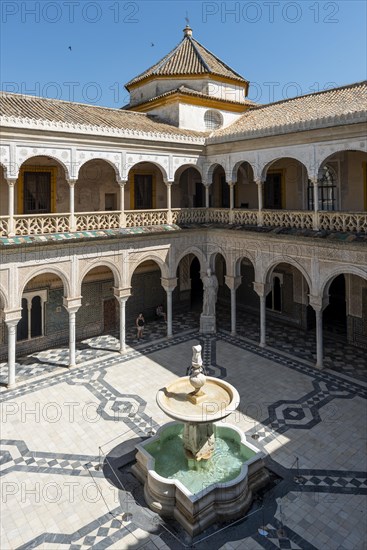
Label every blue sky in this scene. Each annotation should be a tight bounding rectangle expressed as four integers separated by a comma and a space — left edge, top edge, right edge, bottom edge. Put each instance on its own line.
1, 0, 366, 107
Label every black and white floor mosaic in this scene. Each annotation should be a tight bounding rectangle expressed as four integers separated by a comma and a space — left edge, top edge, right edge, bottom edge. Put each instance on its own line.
0, 319, 366, 549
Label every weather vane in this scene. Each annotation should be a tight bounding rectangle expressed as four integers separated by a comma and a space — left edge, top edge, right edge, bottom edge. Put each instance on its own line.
185, 12, 190, 25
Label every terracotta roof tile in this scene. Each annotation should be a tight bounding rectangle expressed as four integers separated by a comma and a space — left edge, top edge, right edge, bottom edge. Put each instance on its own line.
210, 81, 367, 140
125, 33, 247, 88
0, 92, 206, 139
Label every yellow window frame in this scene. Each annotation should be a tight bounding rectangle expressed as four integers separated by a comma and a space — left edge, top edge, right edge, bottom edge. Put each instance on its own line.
18, 166, 57, 215
267, 169, 286, 209
129, 170, 156, 210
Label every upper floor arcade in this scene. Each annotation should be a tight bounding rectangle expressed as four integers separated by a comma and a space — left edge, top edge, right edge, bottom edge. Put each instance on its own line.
0, 137, 366, 238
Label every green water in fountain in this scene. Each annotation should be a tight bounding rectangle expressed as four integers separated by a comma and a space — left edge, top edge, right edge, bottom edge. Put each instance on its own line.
145, 426, 256, 494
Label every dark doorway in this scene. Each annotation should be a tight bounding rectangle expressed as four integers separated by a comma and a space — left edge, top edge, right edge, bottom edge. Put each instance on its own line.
190, 257, 203, 309
31, 296, 42, 338
134, 175, 152, 209
264, 172, 282, 209
17, 298, 28, 341
103, 298, 117, 333
194, 182, 204, 207
324, 275, 347, 335
221, 175, 230, 208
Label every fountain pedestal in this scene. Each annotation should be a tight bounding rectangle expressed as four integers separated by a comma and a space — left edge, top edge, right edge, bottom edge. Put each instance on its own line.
183, 422, 214, 461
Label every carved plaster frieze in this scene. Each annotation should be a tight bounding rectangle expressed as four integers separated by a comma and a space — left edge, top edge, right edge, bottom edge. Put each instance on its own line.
1, 116, 206, 145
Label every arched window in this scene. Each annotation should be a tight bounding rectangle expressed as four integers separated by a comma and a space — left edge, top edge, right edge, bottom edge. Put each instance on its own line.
204, 110, 223, 130
308, 164, 337, 210
17, 291, 47, 341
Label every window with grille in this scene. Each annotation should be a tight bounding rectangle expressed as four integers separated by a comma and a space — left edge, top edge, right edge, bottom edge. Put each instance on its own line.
23, 171, 51, 214
307, 165, 337, 211
204, 110, 223, 130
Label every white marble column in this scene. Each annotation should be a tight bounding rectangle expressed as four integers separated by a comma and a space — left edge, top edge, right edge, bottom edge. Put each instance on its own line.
114, 288, 131, 353
165, 181, 173, 224
225, 276, 241, 335
27, 299, 32, 340
5, 319, 20, 387
63, 299, 81, 368
253, 282, 270, 348
204, 183, 210, 208
68, 179, 77, 232
309, 295, 328, 370
228, 181, 235, 223
118, 179, 127, 228
311, 177, 319, 230
161, 278, 177, 338
118, 297, 128, 353
315, 308, 323, 369
166, 289, 173, 337
256, 180, 264, 227
7, 178, 16, 237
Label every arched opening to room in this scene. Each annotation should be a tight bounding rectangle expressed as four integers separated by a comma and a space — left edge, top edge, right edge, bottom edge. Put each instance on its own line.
323, 273, 367, 348
126, 162, 167, 210
211, 252, 229, 319
79, 266, 117, 340
265, 262, 311, 330
128, 260, 165, 324
315, 150, 367, 211
17, 156, 69, 215
173, 166, 203, 208
233, 161, 257, 209
17, 272, 67, 353
210, 165, 229, 208
235, 258, 258, 333
77, 159, 120, 213
262, 158, 308, 210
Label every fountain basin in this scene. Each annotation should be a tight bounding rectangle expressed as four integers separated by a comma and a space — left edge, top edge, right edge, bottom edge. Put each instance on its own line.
132, 421, 269, 537
156, 376, 240, 423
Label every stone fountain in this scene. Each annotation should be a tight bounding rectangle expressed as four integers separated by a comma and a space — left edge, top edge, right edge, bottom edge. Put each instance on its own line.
132, 345, 269, 536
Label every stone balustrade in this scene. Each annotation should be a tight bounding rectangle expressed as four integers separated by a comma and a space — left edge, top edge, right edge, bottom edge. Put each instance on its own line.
0, 209, 366, 237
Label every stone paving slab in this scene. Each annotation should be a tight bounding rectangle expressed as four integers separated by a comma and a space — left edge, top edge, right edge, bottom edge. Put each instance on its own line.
0, 333, 366, 549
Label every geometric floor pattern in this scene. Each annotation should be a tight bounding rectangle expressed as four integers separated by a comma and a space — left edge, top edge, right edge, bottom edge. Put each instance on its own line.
1, 323, 366, 549
1, 307, 366, 386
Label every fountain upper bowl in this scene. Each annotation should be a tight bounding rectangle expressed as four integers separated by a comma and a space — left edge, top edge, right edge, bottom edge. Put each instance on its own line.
156, 376, 240, 423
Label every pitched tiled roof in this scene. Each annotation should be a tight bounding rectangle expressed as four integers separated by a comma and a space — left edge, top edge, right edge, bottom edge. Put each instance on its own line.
125, 85, 256, 109
125, 28, 248, 88
0, 92, 207, 140
210, 81, 367, 142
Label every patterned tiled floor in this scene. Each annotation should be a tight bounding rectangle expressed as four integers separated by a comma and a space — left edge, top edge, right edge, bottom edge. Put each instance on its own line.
1, 307, 365, 387
0, 325, 366, 549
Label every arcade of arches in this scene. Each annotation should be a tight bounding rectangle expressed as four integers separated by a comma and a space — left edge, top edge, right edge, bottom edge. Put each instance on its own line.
1, 248, 366, 387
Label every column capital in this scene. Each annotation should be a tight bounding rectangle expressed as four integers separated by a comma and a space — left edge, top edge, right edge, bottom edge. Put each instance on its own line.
309, 176, 318, 186
117, 179, 128, 187
202, 181, 211, 188
67, 178, 78, 188
227, 180, 236, 187
253, 282, 271, 297
161, 277, 177, 292
225, 275, 241, 290
4, 309, 22, 324
6, 177, 17, 187
308, 294, 329, 312
113, 287, 131, 300
63, 297, 81, 313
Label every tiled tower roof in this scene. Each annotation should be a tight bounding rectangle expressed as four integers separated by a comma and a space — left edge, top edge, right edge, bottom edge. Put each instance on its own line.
125, 26, 248, 89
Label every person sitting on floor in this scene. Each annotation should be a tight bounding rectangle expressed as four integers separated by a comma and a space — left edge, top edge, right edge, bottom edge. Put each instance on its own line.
156, 304, 167, 322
